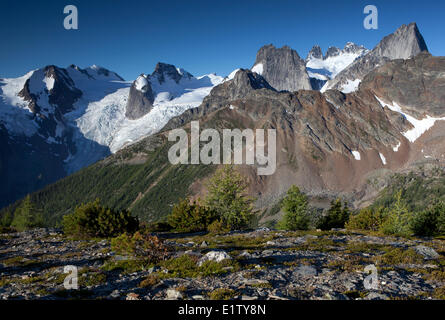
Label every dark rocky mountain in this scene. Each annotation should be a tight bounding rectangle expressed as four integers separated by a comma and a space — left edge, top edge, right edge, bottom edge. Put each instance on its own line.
252, 44, 312, 91
324, 23, 429, 92
324, 46, 341, 59
151, 62, 193, 84
125, 75, 155, 120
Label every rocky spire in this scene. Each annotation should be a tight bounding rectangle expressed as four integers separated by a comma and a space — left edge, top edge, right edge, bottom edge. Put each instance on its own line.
253, 44, 312, 92
125, 74, 155, 120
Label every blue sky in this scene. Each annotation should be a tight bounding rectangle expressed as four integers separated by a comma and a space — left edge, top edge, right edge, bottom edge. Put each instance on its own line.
1, 0, 444, 80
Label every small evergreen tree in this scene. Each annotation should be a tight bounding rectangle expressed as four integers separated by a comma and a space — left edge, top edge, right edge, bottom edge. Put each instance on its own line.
317, 199, 350, 230
411, 201, 445, 236
381, 191, 413, 237
278, 185, 310, 230
11, 195, 43, 231
205, 165, 254, 230
0, 211, 13, 227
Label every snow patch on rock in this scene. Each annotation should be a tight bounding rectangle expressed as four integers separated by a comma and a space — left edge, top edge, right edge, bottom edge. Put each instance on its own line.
379, 153, 387, 165
341, 79, 361, 93
251, 63, 264, 75
352, 151, 361, 160
376, 96, 445, 143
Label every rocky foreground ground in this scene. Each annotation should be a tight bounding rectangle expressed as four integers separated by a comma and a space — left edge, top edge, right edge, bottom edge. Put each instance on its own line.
0, 228, 444, 300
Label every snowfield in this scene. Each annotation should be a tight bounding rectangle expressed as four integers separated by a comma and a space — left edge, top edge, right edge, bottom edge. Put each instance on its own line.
376, 96, 445, 143
0, 65, 224, 173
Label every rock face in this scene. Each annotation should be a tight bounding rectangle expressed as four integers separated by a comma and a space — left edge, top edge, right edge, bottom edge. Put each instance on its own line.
125, 75, 155, 120
252, 44, 312, 91
151, 62, 193, 84
325, 46, 341, 59
162, 69, 275, 130
324, 23, 429, 92
373, 23, 428, 60
360, 52, 445, 117
306, 45, 323, 60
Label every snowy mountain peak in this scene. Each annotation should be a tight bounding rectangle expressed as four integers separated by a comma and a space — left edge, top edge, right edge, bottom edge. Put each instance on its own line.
134, 74, 149, 93
343, 42, 366, 54
306, 43, 369, 88
85, 65, 124, 81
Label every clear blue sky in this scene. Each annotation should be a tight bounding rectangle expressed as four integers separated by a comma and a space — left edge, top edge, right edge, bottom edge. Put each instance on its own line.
1, 0, 444, 80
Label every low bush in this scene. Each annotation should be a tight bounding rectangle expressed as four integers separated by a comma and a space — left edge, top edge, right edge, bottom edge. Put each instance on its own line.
62, 199, 139, 238
207, 219, 230, 234
346, 207, 386, 232
111, 231, 169, 267
168, 198, 217, 233
208, 288, 237, 300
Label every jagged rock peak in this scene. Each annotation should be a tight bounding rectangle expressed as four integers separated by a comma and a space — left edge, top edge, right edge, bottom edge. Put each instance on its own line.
151, 62, 193, 84
324, 46, 341, 59
343, 42, 366, 54
373, 22, 428, 60
125, 74, 155, 120
232, 68, 274, 91
307, 45, 323, 60
253, 44, 312, 91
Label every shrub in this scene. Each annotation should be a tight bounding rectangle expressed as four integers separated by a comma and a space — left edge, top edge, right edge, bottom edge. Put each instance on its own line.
168, 198, 217, 233
377, 248, 424, 265
346, 207, 386, 231
207, 219, 230, 234
62, 199, 139, 238
144, 221, 173, 232
208, 288, 237, 300
411, 202, 445, 237
0, 211, 13, 228
111, 231, 168, 267
11, 195, 43, 231
205, 165, 254, 230
381, 191, 413, 237
277, 185, 310, 231
317, 199, 350, 230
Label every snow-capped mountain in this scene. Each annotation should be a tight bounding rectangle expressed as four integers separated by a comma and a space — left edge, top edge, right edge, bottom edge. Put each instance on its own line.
306, 42, 368, 90
0, 63, 223, 207
322, 23, 428, 93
